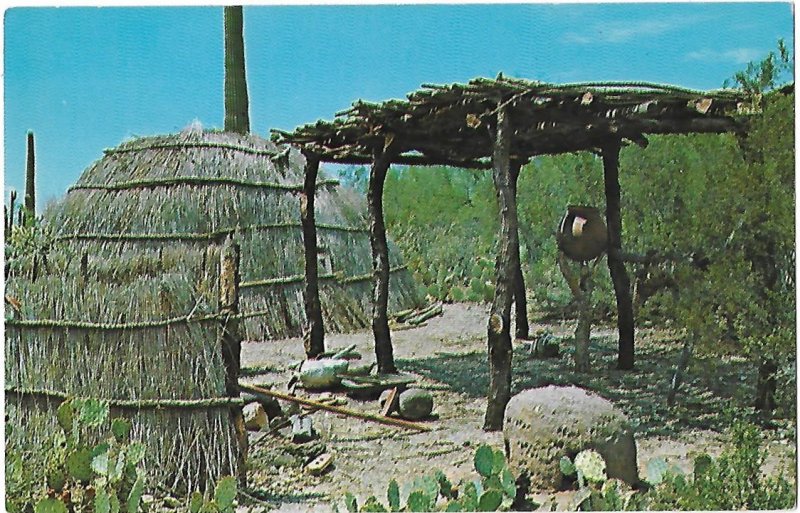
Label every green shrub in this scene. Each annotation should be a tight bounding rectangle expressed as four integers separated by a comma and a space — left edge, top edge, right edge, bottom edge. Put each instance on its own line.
558, 423, 796, 511
335, 444, 516, 512
5, 399, 149, 513
187, 476, 238, 513
641, 423, 795, 510
6, 399, 239, 512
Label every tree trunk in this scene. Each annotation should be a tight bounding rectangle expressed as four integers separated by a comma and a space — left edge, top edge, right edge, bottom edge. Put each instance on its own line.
574, 263, 595, 372
300, 153, 325, 358
510, 162, 530, 340
750, 241, 780, 415
219, 238, 247, 487
24, 131, 35, 224
223, 6, 250, 134
557, 254, 595, 373
484, 104, 517, 431
602, 138, 635, 370
368, 139, 399, 374
754, 358, 777, 413
667, 337, 694, 406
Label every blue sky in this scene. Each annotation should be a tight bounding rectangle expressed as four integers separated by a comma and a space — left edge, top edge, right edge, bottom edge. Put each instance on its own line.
3, 3, 794, 209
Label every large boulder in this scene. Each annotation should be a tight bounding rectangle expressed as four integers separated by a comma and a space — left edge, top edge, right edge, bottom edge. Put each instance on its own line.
503, 386, 638, 490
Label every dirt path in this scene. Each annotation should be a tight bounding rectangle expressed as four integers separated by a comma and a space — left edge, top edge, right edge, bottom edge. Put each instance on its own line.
239, 303, 794, 511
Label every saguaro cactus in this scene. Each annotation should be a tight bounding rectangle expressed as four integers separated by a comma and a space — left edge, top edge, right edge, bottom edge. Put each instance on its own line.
5, 190, 17, 235
24, 131, 36, 224
224, 6, 250, 134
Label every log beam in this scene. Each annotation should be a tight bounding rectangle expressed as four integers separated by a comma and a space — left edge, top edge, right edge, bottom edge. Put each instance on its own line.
602, 138, 635, 370
300, 151, 325, 358
368, 137, 399, 374
484, 103, 517, 431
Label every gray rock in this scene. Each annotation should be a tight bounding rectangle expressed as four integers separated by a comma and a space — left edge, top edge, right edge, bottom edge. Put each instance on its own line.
291, 414, 316, 443
503, 386, 638, 490
298, 358, 349, 391
398, 388, 433, 420
243, 402, 268, 431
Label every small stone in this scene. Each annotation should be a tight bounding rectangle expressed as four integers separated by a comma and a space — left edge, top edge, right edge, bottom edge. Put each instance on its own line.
243, 402, 268, 431
291, 414, 316, 443
306, 452, 334, 475
398, 388, 433, 420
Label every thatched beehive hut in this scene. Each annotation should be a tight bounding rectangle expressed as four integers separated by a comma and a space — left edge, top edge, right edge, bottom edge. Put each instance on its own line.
44, 129, 422, 339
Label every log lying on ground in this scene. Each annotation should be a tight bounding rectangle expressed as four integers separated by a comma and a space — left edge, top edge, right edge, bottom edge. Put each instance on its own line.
388, 321, 427, 331
404, 303, 444, 325
391, 308, 415, 322
393, 302, 443, 325
318, 344, 360, 360
239, 382, 431, 432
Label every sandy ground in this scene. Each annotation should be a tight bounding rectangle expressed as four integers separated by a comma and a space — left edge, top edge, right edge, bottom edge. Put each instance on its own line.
237, 303, 795, 512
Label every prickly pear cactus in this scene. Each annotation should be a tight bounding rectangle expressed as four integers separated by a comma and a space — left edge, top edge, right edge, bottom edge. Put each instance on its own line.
66, 447, 94, 483
56, 400, 75, 432
574, 450, 607, 484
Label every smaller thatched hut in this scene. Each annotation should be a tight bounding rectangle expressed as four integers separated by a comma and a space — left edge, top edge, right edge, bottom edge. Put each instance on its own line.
5, 243, 238, 492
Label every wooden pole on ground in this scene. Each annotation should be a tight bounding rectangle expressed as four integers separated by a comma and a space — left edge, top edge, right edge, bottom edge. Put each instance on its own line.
602, 138, 635, 370
300, 151, 325, 358
510, 161, 530, 340
239, 383, 431, 432
484, 102, 518, 431
219, 237, 247, 487
368, 136, 399, 374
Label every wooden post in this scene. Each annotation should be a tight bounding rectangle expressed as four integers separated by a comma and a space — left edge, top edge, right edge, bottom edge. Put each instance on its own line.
602, 138, 635, 370
300, 152, 325, 358
219, 237, 247, 487
510, 162, 529, 340
484, 103, 517, 431
368, 136, 399, 374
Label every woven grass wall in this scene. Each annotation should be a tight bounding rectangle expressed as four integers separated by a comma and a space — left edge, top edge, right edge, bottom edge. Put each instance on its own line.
5, 247, 237, 492
43, 130, 422, 340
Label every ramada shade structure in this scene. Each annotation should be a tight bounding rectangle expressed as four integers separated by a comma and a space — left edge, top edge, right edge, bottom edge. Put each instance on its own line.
272, 75, 747, 430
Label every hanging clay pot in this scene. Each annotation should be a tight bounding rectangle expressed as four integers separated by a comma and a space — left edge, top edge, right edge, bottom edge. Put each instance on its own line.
557, 205, 608, 262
